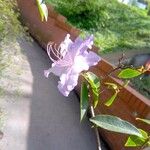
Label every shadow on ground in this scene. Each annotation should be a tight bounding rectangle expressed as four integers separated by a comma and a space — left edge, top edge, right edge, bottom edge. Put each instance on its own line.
19, 39, 98, 150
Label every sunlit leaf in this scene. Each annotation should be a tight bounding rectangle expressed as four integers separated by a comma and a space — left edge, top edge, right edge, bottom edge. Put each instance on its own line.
104, 82, 119, 106
90, 115, 142, 137
80, 82, 89, 122
118, 68, 142, 79
84, 72, 100, 108
85, 72, 100, 89
36, 0, 48, 21
136, 118, 150, 125
125, 129, 148, 147
92, 89, 99, 108
105, 91, 118, 106
105, 82, 118, 90
125, 136, 145, 147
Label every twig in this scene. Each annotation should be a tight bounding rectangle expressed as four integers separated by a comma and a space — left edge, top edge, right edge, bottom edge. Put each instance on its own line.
103, 53, 128, 79
90, 105, 102, 150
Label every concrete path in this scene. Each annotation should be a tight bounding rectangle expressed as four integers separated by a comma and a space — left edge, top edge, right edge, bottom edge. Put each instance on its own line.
0, 39, 107, 150
101, 48, 150, 65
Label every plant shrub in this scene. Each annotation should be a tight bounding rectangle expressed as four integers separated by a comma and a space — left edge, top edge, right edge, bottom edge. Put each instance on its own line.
0, 0, 25, 42
46, 0, 150, 52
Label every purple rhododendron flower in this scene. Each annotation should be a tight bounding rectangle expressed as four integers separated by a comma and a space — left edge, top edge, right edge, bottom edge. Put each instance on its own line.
44, 34, 101, 96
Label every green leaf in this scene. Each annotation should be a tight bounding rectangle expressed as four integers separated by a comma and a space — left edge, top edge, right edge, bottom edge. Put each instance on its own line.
84, 72, 100, 108
80, 82, 89, 122
139, 129, 149, 139
105, 91, 118, 106
85, 72, 100, 89
104, 82, 119, 106
90, 115, 142, 137
92, 89, 99, 108
136, 118, 150, 125
125, 129, 148, 147
118, 68, 142, 79
36, 0, 48, 21
125, 136, 145, 147
105, 82, 118, 90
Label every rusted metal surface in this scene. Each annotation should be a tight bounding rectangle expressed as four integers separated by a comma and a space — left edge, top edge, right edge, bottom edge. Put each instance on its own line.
17, 1, 150, 149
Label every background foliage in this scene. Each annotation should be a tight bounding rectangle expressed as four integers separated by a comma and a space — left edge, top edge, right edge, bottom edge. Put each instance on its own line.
0, 0, 26, 95
0, 0, 26, 74
46, 0, 150, 53
0, 0, 25, 42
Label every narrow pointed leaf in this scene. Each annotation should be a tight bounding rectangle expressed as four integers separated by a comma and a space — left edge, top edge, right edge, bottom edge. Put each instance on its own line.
93, 90, 99, 108
118, 68, 142, 79
80, 82, 89, 122
125, 129, 148, 147
36, 0, 48, 21
139, 129, 149, 139
136, 118, 150, 125
105, 91, 118, 106
38, 5, 44, 21
84, 72, 100, 108
40, 3, 48, 21
90, 115, 142, 137
85, 72, 100, 89
105, 82, 118, 90
125, 136, 145, 147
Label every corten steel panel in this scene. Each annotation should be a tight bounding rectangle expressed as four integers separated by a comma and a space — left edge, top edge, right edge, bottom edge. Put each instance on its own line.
17, 1, 150, 149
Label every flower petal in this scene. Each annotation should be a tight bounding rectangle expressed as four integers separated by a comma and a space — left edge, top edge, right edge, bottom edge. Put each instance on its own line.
69, 35, 94, 58
72, 51, 101, 74
44, 68, 51, 78
59, 34, 73, 57
84, 51, 101, 67
73, 55, 90, 73
57, 71, 79, 96
84, 35, 94, 49
44, 34, 101, 97
44, 63, 68, 78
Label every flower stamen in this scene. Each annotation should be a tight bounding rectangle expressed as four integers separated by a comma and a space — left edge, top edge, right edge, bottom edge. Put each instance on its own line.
47, 42, 63, 62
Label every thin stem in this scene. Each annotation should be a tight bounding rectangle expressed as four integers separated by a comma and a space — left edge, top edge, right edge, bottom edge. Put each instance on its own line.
103, 53, 128, 79
90, 105, 102, 150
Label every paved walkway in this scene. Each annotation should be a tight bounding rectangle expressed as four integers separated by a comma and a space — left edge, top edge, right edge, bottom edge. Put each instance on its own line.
101, 48, 150, 65
0, 40, 108, 150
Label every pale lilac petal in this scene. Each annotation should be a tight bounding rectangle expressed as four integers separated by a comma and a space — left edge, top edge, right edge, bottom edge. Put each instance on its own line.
69, 35, 94, 58
59, 34, 73, 57
84, 35, 94, 49
84, 51, 101, 67
57, 71, 79, 97
44, 63, 68, 78
69, 37, 83, 57
71, 51, 101, 74
79, 35, 94, 54
44, 34, 101, 97
44, 69, 51, 78
73, 55, 90, 73
56, 53, 73, 67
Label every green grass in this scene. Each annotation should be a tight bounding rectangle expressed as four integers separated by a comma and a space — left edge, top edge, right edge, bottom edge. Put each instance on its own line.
0, 0, 24, 42
0, 0, 27, 129
46, 0, 150, 53
0, 0, 26, 74
0, 0, 24, 71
